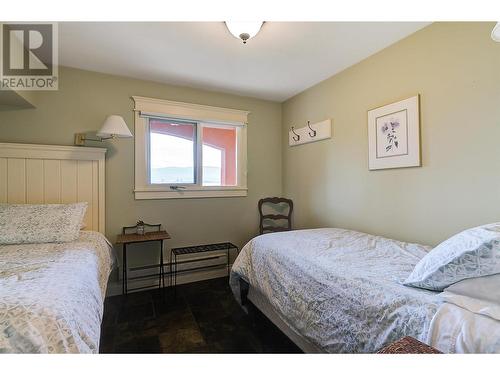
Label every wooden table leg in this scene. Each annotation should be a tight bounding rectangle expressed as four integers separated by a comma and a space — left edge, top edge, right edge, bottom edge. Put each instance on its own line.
159, 239, 164, 289
169, 249, 173, 289
122, 243, 127, 295
227, 246, 230, 277
174, 252, 177, 297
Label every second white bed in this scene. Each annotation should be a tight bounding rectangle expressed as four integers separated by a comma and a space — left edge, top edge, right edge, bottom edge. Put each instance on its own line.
230, 228, 440, 353
230, 228, 500, 353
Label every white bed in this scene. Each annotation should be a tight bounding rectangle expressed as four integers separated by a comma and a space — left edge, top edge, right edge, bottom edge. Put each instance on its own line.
230, 228, 500, 353
0, 142, 112, 353
0, 231, 113, 353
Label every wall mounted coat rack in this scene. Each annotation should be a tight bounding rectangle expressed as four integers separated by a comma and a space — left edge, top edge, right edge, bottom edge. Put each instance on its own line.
288, 119, 332, 146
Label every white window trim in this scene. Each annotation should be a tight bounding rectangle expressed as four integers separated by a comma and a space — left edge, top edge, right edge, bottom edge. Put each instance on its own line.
132, 96, 249, 199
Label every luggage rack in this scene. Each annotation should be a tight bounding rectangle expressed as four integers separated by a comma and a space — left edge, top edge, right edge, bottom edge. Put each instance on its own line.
170, 242, 239, 290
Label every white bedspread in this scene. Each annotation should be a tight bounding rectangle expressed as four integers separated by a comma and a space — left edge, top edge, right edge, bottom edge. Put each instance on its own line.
230, 228, 440, 353
428, 301, 500, 353
0, 231, 114, 353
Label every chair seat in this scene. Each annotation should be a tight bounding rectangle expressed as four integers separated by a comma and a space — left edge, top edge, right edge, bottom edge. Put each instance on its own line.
262, 226, 290, 233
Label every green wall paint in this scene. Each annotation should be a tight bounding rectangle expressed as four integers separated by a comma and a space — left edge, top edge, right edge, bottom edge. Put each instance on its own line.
1, 22, 499, 265
282, 22, 500, 245
0, 66, 282, 268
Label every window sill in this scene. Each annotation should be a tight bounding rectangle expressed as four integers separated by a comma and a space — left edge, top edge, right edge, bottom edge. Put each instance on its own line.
134, 187, 248, 200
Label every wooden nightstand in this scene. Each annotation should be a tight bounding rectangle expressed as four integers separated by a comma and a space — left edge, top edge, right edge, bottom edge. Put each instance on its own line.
116, 226, 171, 295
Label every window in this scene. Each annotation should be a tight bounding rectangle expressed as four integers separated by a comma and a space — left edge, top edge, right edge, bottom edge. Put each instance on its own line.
202, 125, 237, 186
133, 96, 248, 199
148, 118, 238, 187
149, 119, 196, 184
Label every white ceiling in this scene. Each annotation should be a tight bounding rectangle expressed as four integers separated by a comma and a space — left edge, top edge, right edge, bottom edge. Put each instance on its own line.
59, 22, 429, 102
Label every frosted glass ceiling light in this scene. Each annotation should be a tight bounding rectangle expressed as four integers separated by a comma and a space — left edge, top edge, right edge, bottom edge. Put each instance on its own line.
492, 22, 500, 42
225, 21, 263, 44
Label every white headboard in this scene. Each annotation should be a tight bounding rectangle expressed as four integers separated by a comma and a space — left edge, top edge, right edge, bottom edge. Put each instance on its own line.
0, 143, 106, 234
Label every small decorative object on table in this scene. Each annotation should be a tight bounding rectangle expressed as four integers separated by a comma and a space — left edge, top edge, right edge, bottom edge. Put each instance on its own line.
116, 221, 171, 295
377, 336, 442, 354
136, 220, 145, 235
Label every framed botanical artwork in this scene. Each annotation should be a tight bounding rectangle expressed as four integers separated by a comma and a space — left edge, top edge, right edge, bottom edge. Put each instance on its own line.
367, 95, 420, 170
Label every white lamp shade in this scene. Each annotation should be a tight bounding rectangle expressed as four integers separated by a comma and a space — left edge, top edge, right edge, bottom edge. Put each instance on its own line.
97, 115, 133, 138
225, 22, 263, 42
492, 22, 500, 42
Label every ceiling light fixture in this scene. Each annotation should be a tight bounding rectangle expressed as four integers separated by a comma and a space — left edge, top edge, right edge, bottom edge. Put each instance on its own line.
492, 22, 500, 42
225, 21, 264, 44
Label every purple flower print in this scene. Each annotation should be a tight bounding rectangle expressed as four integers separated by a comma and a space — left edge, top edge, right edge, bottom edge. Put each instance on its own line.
382, 119, 400, 152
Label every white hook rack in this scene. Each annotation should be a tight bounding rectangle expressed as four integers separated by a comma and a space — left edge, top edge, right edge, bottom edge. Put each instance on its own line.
288, 119, 332, 147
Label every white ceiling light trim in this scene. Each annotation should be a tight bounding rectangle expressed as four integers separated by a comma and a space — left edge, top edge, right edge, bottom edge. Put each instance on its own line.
225, 21, 263, 44
492, 22, 500, 42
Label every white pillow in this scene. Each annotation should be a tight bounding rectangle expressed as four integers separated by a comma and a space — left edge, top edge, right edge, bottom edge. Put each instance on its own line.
0, 203, 87, 244
441, 274, 500, 321
445, 273, 500, 303
404, 222, 500, 291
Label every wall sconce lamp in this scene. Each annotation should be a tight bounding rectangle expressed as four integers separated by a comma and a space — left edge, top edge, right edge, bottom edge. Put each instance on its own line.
75, 115, 133, 146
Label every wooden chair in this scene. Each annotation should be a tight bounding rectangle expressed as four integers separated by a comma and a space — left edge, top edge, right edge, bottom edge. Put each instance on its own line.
258, 197, 293, 234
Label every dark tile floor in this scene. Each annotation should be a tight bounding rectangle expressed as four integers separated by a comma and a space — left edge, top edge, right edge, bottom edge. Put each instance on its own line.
100, 277, 302, 353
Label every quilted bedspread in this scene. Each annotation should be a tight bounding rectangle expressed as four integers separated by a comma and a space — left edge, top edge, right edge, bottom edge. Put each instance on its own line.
0, 231, 113, 353
230, 228, 440, 353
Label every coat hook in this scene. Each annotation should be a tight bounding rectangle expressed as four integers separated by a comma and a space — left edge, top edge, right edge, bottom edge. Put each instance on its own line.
307, 121, 317, 137
291, 126, 300, 142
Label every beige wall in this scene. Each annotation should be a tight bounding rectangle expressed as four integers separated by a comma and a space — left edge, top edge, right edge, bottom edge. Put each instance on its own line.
1, 22, 499, 260
0, 67, 282, 267
282, 22, 500, 245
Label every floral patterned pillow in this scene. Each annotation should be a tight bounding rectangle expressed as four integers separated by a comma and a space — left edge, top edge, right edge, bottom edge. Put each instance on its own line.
0, 203, 88, 244
404, 223, 500, 291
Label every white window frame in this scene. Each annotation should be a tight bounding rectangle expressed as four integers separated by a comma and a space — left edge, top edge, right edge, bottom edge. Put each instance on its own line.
132, 96, 249, 199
